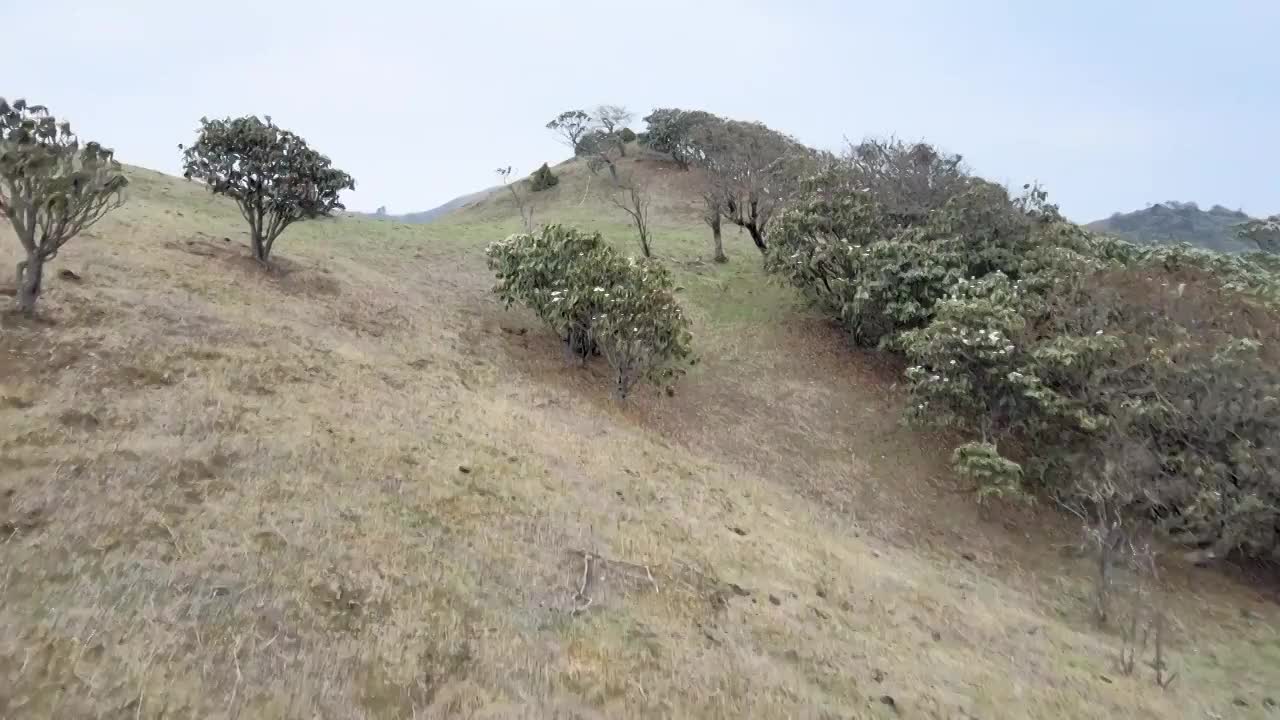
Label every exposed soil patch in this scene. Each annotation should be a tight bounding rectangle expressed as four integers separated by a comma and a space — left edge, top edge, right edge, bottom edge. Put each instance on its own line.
57, 409, 101, 431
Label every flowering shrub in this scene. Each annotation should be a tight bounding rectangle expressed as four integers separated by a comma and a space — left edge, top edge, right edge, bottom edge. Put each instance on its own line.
767, 161, 1280, 561
486, 224, 691, 398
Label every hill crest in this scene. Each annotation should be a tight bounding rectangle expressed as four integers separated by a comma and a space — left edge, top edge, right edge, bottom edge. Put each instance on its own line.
1088, 201, 1258, 253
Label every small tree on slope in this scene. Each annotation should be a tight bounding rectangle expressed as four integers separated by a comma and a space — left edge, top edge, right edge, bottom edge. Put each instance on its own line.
180, 115, 354, 263
0, 98, 127, 316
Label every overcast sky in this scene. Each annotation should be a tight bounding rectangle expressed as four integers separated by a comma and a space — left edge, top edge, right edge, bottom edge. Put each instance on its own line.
7, 0, 1277, 221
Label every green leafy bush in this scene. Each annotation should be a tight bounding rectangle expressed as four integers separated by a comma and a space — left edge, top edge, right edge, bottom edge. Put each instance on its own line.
767, 155, 1280, 562
485, 225, 691, 398
529, 162, 559, 192
619, 128, 637, 143
768, 166, 1070, 347
594, 257, 691, 398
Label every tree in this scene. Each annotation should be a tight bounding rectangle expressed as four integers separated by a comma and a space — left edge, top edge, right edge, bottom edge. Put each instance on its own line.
497, 166, 536, 232
0, 98, 128, 316
593, 105, 634, 157
605, 169, 653, 258
701, 190, 726, 263
578, 129, 622, 182
546, 110, 592, 154
180, 115, 354, 263
691, 119, 809, 253
642, 108, 721, 170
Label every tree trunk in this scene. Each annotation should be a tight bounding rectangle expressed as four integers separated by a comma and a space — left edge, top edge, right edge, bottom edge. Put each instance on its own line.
746, 224, 767, 253
16, 254, 44, 316
711, 217, 726, 263
251, 230, 269, 263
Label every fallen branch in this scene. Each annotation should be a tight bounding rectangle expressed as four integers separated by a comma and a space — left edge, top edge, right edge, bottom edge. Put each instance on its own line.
571, 552, 595, 616
566, 548, 662, 614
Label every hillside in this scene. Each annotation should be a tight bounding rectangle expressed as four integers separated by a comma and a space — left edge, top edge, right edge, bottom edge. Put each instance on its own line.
1088, 202, 1258, 253
398, 187, 499, 224
2, 157, 1278, 719
355, 187, 499, 225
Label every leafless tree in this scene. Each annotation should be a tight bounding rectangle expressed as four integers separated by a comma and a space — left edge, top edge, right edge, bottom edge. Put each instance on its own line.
579, 131, 620, 181
844, 137, 969, 226
496, 166, 535, 232
606, 169, 652, 258
593, 105, 634, 157
689, 119, 811, 253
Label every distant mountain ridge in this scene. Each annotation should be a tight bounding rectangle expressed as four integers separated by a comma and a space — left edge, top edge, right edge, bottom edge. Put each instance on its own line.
357, 186, 499, 224
1088, 202, 1258, 253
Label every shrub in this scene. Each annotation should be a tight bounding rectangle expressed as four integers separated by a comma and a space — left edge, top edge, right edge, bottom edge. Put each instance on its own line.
767, 170, 1068, 347
529, 163, 559, 192
767, 159, 1280, 562
844, 138, 969, 226
594, 257, 691, 398
619, 127, 637, 143
0, 98, 127, 316
485, 225, 691, 398
181, 115, 354, 263
485, 224, 609, 358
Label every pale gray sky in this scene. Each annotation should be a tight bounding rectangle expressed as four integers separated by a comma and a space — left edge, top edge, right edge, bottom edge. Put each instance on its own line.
7, 0, 1277, 221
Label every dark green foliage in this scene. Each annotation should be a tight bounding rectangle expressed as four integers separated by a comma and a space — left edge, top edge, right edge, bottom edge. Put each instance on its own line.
546, 110, 592, 153
485, 225, 691, 398
1089, 202, 1258, 254
641, 108, 721, 169
0, 98, 127, 315
529, 163, 559, 192
768, 151, 1280, 562
619, 128, 637, 143
181, 115, 354, 262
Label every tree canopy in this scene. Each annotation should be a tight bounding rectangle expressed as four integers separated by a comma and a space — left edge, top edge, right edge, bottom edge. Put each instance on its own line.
688, 119, 812, 252
180, 115, 354, 262
641, 108, 721, 169
0, 98, 127, 315
546, 110, 592, 154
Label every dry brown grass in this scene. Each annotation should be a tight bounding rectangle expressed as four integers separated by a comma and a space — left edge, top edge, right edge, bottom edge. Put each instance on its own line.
1, 165, 1277, 718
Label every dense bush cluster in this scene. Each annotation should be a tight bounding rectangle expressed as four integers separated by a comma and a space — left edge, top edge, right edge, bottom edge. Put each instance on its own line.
766, 145, 1280, 561
485, 225, 691, 399
529, 162, 559, 191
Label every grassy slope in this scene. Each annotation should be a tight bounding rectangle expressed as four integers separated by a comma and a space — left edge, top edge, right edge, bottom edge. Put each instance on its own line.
1, 157, 1277, 719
